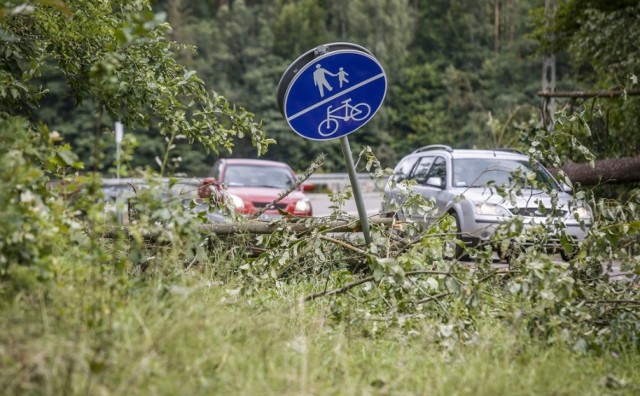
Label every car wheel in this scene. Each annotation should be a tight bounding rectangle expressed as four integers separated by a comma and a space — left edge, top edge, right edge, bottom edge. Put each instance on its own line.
497, 239, 521, 264
446, 212, 468, 261
560, 246, 578, 262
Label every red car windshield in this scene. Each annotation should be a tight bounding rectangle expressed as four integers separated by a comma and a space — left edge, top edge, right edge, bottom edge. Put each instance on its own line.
223, 165, 295, 189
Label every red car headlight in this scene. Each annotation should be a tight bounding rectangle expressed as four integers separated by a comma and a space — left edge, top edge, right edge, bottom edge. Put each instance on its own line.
293, 198, 312, 215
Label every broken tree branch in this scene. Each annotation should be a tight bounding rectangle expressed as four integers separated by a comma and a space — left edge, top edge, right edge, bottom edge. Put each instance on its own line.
199, 217, 393, 235
304, 275, 375, 301
415, 292, 451, 304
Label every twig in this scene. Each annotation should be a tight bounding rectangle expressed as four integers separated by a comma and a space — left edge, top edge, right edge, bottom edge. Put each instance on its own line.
406, 270, 459, 276
415, 292, 451, 305
277, 243, 316, 278
319, 235, 367, 255
304, 275, 374, 301
583, 300, 640, 306
477, 269, 519, 283
302, 268, 477, 302
185, 255, 198, 271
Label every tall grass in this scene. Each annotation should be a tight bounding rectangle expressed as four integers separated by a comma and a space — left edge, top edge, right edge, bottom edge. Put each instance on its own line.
1, 255, 638, 396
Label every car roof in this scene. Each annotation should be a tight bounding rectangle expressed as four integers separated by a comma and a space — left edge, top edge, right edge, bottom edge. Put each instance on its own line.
221, 158, 290, 168
449, 149, 528, 160
406, 146, 528, 161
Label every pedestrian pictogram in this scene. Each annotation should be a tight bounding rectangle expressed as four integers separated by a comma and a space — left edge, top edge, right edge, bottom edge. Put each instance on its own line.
337, 67, 349, 88
313, 64, 335, 97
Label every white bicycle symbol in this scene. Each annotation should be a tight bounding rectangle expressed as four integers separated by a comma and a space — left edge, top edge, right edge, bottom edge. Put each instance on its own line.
318, 99, 371, 136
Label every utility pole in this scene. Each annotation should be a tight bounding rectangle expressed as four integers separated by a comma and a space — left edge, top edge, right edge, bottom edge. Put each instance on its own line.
541, 0, 557, 131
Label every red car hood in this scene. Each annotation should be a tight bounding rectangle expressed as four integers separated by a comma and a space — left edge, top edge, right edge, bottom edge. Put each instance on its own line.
226, 186, 307, 203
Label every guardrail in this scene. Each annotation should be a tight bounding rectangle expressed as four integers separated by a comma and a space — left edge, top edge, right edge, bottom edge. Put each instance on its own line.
101, 173, 383, 199
306, 173, 381, 192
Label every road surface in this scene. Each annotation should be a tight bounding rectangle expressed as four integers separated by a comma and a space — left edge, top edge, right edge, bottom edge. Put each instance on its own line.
308, 192, 382, 218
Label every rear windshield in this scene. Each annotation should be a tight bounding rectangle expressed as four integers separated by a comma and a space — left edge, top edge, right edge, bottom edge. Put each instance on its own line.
452, 158, 558, 189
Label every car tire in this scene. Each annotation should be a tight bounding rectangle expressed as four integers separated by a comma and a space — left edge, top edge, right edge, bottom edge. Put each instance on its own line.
447, 212, 468, 261
497, 239, 521, 264
560, 246, 579, 262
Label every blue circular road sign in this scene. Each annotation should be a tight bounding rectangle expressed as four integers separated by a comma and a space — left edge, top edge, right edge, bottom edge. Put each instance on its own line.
277, 43, 387, 141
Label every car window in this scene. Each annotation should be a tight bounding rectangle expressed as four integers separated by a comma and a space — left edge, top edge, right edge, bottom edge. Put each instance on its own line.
411, 156, 435, 185
425, 156, 447, 186
391, 157, 418, 182
452, 158, 558, 188
223, 165, 295, 189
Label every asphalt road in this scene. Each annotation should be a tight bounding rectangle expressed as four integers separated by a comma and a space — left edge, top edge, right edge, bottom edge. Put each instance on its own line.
308, 192, 383, 218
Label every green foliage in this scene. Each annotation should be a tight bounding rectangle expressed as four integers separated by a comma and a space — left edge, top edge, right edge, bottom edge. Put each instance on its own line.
568, 4, 640, 85
410, 0, 492, 69
273, 0, 330, 59
1, 0, 272, 177
2, 113, 640, 393
531, 1, 640, 164
0, 117, 89, 292
1, 1, 639, 392
387, 63, 448, 156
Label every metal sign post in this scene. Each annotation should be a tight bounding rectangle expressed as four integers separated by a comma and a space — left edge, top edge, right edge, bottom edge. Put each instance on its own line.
114, 121, 124, 224
277, 42, 387, 246
339, 136, 372, 245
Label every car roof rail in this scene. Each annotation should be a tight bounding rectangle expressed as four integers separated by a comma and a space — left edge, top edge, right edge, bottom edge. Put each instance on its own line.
412, 144, 453, 153
494, 148, 524, 155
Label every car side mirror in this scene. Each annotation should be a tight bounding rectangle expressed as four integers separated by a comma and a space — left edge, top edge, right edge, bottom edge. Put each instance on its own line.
426, 176, 443, 189
561, 183, 573, 194
392, 172, 405, 182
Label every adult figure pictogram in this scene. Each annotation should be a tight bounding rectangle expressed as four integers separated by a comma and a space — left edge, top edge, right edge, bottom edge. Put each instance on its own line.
313, 64, 335, 97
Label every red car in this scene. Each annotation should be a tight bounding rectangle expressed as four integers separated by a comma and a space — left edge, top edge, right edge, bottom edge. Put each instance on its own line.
198, 159, 313, 219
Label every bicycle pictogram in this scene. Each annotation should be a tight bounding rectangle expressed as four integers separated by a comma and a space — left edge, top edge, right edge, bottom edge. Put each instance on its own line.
317, 98, 371, 136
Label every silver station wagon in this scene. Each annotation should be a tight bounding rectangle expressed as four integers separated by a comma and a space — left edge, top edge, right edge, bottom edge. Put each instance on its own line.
381, 145, 593, 260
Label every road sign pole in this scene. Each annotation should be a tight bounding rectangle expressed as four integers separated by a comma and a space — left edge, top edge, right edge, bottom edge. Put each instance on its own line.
115, 121, 124, 225
340, 136, 372, 246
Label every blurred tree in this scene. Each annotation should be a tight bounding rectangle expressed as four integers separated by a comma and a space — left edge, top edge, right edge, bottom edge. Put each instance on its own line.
0, 0, 270, 177
387, 0, 543, 160
181, 0, 415, 172
530, 0, 640, 191
16, 0, 635, 182
327, 0, 415, 168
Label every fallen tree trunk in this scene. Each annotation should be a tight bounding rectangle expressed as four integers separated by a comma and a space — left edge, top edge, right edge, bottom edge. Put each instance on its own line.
200, 217, 393, 235
107, 217, 394, 239
538, 88, 640, 98
560, 156, 640, 186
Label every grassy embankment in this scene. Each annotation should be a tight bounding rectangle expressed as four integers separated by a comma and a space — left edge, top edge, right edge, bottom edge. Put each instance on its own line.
1, 255, 638, 396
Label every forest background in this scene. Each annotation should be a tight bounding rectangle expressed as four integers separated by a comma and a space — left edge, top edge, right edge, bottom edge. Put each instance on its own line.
32, 0, 640, 190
